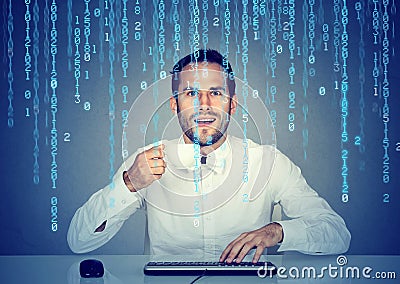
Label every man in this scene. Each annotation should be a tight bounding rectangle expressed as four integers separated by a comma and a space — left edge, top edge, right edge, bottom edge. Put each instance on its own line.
67, 49, 350, 263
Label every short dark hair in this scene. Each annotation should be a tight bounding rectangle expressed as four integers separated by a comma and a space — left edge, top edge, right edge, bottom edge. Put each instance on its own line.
171, 49, 236, 98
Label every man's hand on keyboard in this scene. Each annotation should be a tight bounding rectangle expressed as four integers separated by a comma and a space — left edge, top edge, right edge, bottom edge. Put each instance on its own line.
219, 222, 283, 264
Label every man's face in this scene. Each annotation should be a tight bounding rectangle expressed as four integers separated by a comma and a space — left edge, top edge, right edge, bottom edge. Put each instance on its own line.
170, 63, 237, 146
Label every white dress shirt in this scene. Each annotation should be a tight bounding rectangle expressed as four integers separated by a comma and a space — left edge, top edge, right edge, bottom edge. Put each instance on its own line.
67, 135, 351, 256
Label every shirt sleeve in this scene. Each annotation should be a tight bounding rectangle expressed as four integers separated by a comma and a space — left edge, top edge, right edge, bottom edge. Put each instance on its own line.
67, 153, 145, 254
269, 150, 351, 255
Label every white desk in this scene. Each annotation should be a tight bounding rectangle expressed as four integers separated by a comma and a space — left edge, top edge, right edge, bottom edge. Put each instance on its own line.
0, 255, 398, 283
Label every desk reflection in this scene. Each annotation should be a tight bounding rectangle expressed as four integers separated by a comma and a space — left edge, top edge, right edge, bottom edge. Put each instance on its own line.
0, 255, 397, 284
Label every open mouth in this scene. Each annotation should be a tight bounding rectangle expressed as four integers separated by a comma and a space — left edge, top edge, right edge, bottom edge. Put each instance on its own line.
194, 118, 216, 126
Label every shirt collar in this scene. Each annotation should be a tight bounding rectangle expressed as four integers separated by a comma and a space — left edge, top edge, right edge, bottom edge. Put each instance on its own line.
167, 135, 231, 174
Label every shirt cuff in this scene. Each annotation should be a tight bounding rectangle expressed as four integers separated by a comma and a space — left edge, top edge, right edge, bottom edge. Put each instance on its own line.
275, 219, 307, 252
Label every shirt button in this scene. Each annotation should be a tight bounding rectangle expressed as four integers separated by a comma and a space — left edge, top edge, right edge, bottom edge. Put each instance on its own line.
121, 200, 126, 204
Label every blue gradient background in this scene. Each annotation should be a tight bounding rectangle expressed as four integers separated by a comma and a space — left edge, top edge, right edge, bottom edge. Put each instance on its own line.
1, 0, 399, 255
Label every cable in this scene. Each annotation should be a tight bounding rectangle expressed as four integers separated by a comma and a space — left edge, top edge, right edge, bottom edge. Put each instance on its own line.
189, 269, 207, 284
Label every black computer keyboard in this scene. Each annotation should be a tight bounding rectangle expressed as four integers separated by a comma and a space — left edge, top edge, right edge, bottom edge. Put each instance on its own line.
143, 261, 277, 276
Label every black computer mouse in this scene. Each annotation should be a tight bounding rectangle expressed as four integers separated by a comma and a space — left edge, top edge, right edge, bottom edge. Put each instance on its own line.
80, 259, 104, 278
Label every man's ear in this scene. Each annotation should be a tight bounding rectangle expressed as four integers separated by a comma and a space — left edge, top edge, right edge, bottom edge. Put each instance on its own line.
170, 96, 177, 114
230, 94, 238, 115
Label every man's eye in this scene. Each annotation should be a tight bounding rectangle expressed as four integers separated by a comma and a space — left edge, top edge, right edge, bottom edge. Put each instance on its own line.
187, 90, 199, 96
211, 91, 222, 96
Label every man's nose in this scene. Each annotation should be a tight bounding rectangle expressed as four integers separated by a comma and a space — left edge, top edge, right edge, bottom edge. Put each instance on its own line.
198, 91, 211, 110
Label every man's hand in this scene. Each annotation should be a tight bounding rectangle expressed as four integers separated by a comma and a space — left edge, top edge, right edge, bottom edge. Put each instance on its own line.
219, 222, 283, 263
123, 144, 166, 192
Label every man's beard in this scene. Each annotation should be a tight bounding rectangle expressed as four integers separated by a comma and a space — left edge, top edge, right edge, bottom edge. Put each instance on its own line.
184, 126, 225, 146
